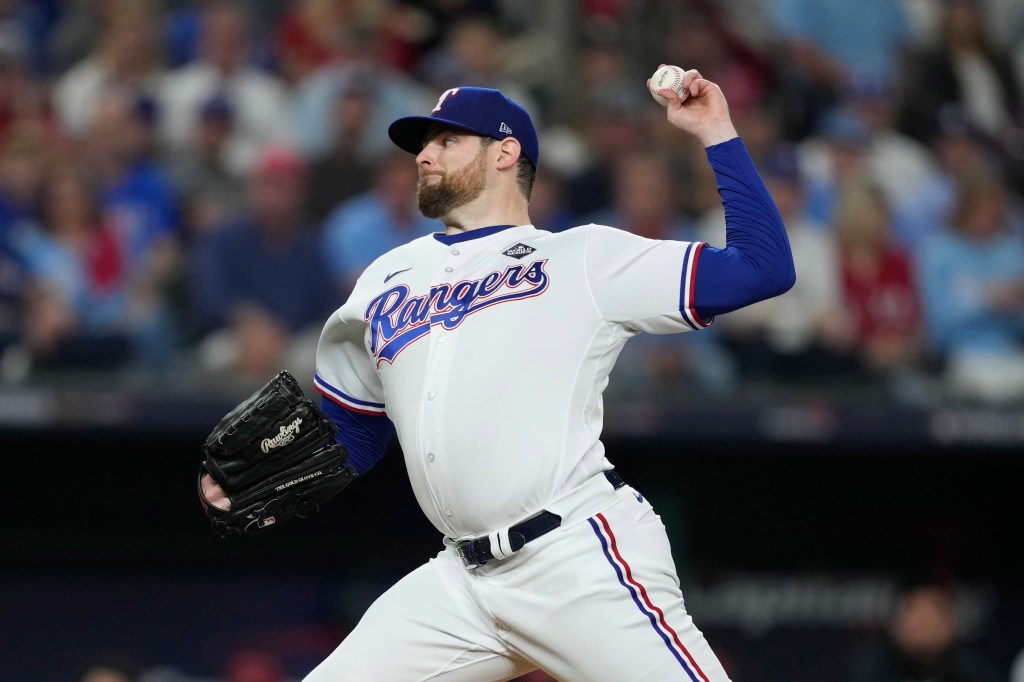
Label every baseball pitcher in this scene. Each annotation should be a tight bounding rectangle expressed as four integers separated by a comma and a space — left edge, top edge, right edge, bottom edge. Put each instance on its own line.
201, 68, 795, 681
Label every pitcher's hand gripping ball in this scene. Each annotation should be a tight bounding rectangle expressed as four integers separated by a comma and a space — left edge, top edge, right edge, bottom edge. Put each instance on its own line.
648, 64, 689, 106
197, 370, 357, 536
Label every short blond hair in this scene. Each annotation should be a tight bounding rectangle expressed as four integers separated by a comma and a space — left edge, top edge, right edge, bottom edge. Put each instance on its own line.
833, 181, 891, 250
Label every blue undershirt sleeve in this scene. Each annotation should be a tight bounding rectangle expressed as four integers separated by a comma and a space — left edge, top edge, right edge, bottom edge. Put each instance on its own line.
694, 137, 796, 319
319, 396, 395, 476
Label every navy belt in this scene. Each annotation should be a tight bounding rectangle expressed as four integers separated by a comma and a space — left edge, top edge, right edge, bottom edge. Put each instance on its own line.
455, 469, 626, 569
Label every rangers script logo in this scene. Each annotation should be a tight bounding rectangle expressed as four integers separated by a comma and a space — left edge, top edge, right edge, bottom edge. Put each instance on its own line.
365, 259, 550, 365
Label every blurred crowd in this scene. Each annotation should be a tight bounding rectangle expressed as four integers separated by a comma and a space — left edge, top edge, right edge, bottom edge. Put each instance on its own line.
1, 0, 1023, 406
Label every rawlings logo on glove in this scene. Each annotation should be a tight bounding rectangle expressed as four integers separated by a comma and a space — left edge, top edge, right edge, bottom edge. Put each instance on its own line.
261, 417, 304, 452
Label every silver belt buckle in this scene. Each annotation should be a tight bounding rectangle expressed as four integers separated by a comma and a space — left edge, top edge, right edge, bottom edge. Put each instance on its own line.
455, 540, 481, 569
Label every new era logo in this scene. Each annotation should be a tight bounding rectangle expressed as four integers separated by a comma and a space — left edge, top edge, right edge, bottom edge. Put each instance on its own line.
499, 122, 513, 134
502, 243, 536, 259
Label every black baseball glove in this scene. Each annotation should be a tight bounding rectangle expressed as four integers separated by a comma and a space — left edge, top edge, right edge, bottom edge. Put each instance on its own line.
197, 370, 357, 537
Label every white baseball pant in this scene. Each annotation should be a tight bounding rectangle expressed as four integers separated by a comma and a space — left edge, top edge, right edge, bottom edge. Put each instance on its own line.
303, 484, 731, 681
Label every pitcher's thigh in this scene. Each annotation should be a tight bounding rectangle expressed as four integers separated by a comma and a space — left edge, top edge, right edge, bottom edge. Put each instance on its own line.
303, 555, 534, 682
512, 500, 732, 682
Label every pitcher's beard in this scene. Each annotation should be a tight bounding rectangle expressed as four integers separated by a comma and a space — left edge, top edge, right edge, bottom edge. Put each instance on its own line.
417, 152, 488, 219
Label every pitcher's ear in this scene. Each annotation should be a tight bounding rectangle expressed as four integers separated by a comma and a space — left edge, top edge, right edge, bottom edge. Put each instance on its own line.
495, 137, 522, 170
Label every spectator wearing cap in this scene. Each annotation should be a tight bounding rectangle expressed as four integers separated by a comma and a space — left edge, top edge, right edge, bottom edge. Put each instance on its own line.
847, 83, 939, 218
797, 108, 870, 230
190, 144, 336, 389
83, 87, 182, 362
170, 93, 246, 238
699, 145, 855, 382
158, 1, 290, 178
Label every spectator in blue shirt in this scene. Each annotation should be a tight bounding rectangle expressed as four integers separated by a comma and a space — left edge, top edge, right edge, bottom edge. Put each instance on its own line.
14, 162, 160, 371
76, 87, 183, 368
169, 92, 247, 239
192, 144, 337, 390
918, 171, 1024, 402
88, 88, 181, 274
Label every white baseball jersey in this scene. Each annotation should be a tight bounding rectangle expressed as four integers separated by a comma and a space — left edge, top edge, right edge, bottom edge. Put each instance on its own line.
303, 134, 786, 682
314, 222, 709, 540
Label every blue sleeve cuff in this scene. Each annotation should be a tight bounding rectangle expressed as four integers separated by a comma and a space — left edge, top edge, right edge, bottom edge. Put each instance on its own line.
319, 395, 394, 476
704, 136, 745, 155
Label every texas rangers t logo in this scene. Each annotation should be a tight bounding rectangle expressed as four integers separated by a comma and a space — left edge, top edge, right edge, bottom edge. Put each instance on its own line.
433, 88, 461, 113
365, 259, 550, 365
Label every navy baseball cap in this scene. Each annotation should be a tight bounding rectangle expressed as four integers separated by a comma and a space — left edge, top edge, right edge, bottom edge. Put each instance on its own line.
388, 87, 539, 168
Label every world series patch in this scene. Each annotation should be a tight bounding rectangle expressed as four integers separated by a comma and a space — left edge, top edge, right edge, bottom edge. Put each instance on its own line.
503, 243, 536, 259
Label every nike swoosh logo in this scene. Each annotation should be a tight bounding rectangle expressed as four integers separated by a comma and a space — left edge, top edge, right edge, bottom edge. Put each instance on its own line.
384, 268, 412, 283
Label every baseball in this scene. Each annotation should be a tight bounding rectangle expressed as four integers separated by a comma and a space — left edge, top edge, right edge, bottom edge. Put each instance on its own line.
649, 64, 688, 106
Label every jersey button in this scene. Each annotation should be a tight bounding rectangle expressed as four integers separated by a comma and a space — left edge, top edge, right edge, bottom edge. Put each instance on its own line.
444, 266, 453, 273
438, 333, 447, 342
427, 452, 435, 463
427, 392, 435, 401
445, 507, 453, 516
450, 248, 460, 256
